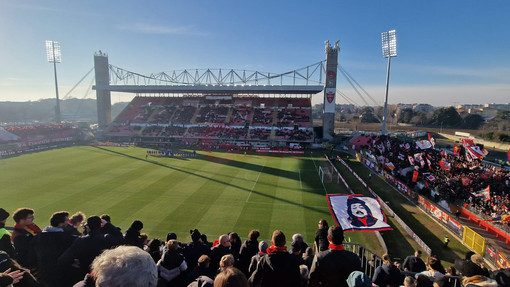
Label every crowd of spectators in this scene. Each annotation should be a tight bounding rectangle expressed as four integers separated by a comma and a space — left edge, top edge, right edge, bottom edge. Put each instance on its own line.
357, 135, 510, 222
105, 96, 314, 144
2, 209, 508, 287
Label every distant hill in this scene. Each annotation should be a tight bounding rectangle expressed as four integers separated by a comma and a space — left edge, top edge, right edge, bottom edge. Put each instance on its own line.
0, 98, 128, 124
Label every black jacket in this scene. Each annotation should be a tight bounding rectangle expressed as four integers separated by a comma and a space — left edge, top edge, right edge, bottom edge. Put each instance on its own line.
249, 251, 301, 287
314, 227, 328, 252
238, 239, 259, 275
402, 255, 426, 273
32, 227, 76, 287
308, 249, 362, 287
183, 241, 210, 269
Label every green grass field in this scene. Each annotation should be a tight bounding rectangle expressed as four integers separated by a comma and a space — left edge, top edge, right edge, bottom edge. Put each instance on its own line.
0, 146, 353, 248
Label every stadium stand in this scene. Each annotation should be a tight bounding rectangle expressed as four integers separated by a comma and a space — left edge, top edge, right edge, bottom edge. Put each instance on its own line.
104, 96, 314, 148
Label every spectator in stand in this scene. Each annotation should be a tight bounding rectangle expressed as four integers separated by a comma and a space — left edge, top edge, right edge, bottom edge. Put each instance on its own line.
372, 254, 404, 287
215, 267, 248, 287
64, 211, 85, 236
201, 234, 213, 249
11, 208, 42, 268
0, 208, 14, 258
248, 241, 268, 275
249, 230, 301, 287
292, 233, 309, 255
229, 232, 242, 261
461, 254, 490, 278
314, 219, 329, 252
346, 271, 372, 287
146, 238, 163, 263
32, 211, 76, 287
403, 250, 427, 273
184, 229, 210, 269
238, 229, 260, 276
73, 245, 157, 287
124, 220, 144, 248
210, 235, 232, 273
309, 225, 362, 287
157, 239, 187, 286
57, 216, 123, 285
418, 257, 445, 280
219, 254, 235, 274
186, 255, 213, 285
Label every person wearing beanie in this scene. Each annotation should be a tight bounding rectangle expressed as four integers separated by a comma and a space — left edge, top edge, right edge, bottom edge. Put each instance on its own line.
11, 207, 42, 268
124, 220, 144, 248
248, 241, 268, 275
249, 230, 301, 287
309, 225, 362, 287
183, 229, 210, 270
0, 208, 14, 258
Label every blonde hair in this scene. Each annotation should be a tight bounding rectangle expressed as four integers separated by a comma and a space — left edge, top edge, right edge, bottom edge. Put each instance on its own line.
220, 254, 235, 270
166, 239, 179, 251
382, 254, 392, 266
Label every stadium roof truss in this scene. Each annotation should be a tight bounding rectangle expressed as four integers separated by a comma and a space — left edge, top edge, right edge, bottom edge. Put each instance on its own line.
93, 62, 326, 95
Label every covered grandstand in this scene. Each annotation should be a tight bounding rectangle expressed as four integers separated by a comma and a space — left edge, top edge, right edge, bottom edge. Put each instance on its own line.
103, 95, 315, 149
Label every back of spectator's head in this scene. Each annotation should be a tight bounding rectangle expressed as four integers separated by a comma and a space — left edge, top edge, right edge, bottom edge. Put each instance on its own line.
69, 211, 85, 225
0, 208, 9, 222
299, 264, 309, 279
190, 229, 201, 242
91, 245, 157, 287
219, 254, 235, 269
415, 250, 422, 257
219, 234, 231, 247
327, 225, 344, 245
346, 271, 372, 287
248, 229, 260, 241
427, 257, 442, 271
382, 254, 392, 266
213, 267, 248, 287
471, 254, 484, 266
200, 234, 208, 243
189, 275, 214, 287
166, 240, 179, 251
228, 232, 240, 244
259, 241, 268, 253
12, 208, 34, 223
87, 216, 102, 231
100, 214, 111, 223
304, 247, 314, 258
404, 276, 417, 287
292, 233, 304, 243
271, 230, 286, 247
166, 232, 177, 241
130, 220, 143, 231
50, 211, 69, 227
198, 255, 210, 268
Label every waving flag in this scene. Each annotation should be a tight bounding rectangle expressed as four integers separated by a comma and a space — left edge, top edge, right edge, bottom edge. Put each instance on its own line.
416, 140, 432, 150
453, 144, 461, 156
472, 186, 491, 201
439, 159, 451, 171
428, 133, 436, 148
507, 149, 510, 165
327, 194, 392, 232
466, 146, 485, 160
462, 139, 475, 146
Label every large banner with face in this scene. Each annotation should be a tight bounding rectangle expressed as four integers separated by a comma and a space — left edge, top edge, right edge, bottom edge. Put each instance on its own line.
327, 194, 392, 232
324, 88, 336, 113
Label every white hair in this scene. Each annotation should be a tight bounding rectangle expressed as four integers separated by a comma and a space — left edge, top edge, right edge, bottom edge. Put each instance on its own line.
91, 245, 157, 287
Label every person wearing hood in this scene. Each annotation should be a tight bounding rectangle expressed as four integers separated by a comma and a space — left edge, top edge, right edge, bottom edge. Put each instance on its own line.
32, 211, 76, 286
124, 220, 144, 248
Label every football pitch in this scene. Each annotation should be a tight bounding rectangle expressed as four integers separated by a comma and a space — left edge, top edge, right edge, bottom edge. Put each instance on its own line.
1, 146, 346, 246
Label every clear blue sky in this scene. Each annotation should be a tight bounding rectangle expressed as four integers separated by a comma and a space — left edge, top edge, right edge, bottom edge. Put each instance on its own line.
1, 0, 509, 107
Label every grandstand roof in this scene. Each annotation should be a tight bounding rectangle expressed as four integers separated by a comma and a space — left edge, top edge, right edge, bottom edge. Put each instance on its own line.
93, 84, 323, 94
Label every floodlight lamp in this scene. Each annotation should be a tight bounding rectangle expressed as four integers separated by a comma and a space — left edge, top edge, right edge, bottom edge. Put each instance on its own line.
46, 40, 62, 63
381, 30, 397, 58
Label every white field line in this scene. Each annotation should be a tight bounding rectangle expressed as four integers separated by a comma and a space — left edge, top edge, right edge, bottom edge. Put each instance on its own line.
245, 200, 329, 209
311, 154, 328, 194
246, 164, 265, 202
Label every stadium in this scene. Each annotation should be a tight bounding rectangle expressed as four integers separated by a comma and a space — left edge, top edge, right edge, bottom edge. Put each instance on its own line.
1, 41, 510, 287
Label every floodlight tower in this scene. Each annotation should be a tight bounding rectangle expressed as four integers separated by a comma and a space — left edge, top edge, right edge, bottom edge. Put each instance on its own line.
381, 30, 397, 135
46, 40, 62, 123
